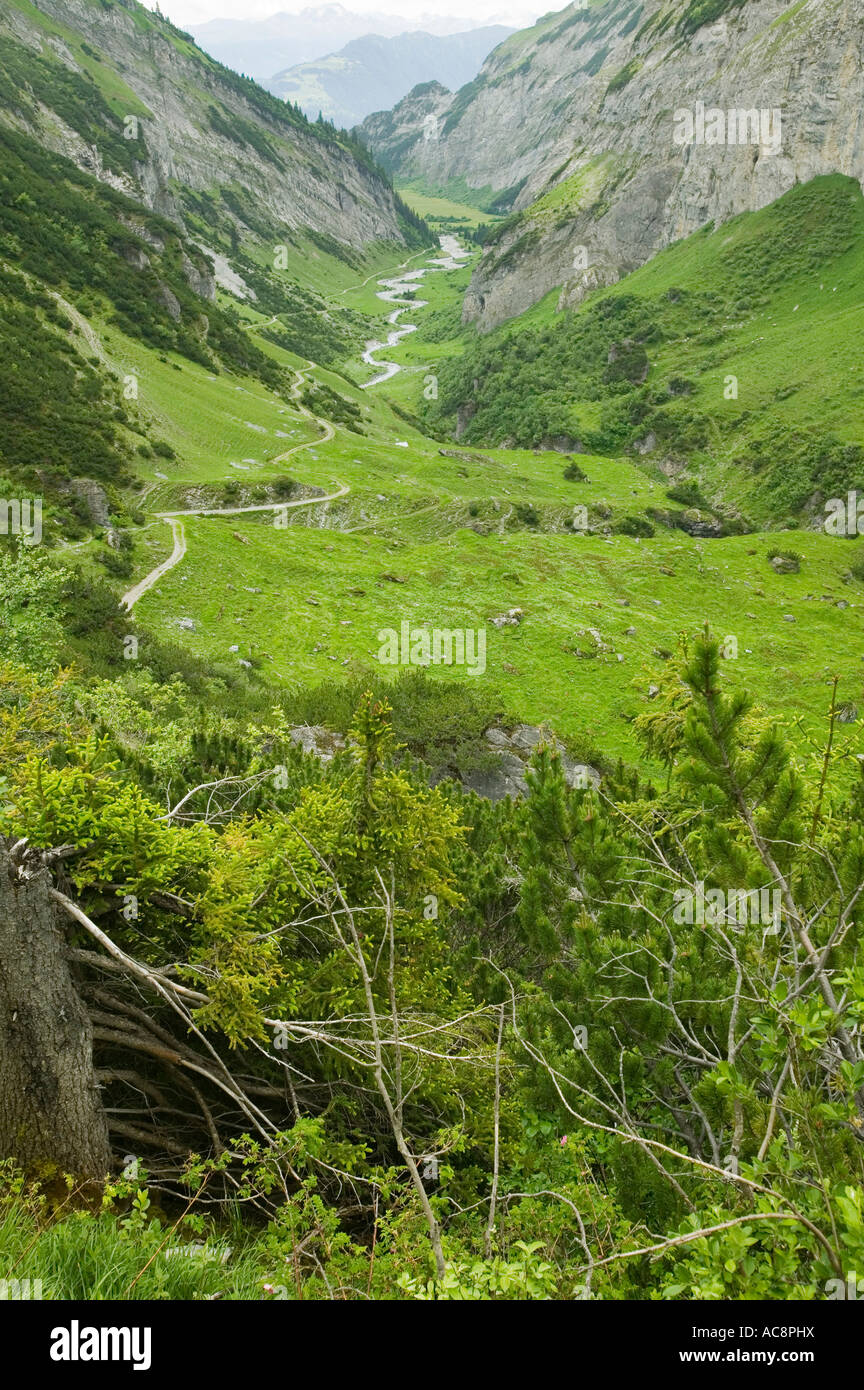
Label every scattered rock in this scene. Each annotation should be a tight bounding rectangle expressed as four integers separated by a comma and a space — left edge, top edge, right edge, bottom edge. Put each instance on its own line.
677, 508, 724, 538
63, 478, 112, 527
455, 400, 477, 438
156, 282, 182, 321
284, 722, 600, 805
439, 447, 495, 465
490, 607, 524, 628
770, 554, 800, 574
538, 434, 581, 453
461, 752, 529, 801
572, 625, 612, 658
633, 431, 657, 455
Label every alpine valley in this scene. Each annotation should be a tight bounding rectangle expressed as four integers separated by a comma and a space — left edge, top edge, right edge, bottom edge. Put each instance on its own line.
1, 0, 864, 1314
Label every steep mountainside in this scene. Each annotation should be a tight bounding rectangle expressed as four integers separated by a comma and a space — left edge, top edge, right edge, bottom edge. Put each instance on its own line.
0, 0, 419, 250
358, 0, 864, 329
421, 174, 864, 524
268, 26, 513, 130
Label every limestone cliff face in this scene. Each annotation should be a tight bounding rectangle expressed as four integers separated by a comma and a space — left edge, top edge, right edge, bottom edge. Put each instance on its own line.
1, 0, 410, 252
358, 0, 864, 330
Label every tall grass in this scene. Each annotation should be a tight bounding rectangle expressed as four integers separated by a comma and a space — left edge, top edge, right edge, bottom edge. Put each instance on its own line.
0, 1173, 278, 1301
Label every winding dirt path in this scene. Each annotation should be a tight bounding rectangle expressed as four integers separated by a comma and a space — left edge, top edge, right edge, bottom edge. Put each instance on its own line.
122, 518, 187, 611
121, 367, 344, 612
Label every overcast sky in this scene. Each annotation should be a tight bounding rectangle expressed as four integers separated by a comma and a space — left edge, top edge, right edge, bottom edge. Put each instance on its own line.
154, 0, 550, 30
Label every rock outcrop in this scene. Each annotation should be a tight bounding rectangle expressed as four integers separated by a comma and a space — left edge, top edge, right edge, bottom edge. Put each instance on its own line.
461, 726, 601, 802
286, 722, 601, 803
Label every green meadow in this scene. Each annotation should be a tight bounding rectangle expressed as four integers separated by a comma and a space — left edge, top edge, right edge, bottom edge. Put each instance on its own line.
131, 502, 863, 763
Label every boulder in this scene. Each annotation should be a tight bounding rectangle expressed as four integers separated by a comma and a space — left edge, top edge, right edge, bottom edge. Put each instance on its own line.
287, 726, 347, 762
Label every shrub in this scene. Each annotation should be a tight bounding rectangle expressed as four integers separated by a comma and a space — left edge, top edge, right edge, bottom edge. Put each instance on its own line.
615, 515, 656, 538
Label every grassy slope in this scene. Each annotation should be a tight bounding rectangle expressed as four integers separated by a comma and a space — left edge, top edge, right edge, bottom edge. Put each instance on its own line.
395, 185, 501, 231
603, 175, 864, 520
132, 494, 864, 765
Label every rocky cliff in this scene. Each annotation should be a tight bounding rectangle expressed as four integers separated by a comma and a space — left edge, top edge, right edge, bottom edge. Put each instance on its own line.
358, 0, 864, 330
0, 0, 414, 253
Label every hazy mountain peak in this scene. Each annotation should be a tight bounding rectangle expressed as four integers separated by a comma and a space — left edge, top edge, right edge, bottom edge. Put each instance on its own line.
268, 24, 514, 128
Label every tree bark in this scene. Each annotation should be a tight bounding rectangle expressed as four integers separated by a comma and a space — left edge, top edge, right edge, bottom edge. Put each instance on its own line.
0, 840, 111, 1179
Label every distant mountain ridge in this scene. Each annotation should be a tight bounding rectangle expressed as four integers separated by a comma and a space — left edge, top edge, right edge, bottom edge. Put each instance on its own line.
190, 4, 495, 83
268, 26, 513, 129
